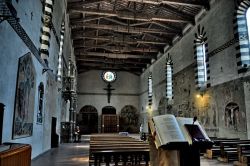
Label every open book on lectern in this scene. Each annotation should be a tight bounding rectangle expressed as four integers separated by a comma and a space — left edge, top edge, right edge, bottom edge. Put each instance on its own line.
149, 114, 210, 149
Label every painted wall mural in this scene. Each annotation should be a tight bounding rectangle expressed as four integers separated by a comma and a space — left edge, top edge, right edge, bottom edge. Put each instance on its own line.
171, 65, 247, 137
13, 53, 36, 139
119, 105, 139, 133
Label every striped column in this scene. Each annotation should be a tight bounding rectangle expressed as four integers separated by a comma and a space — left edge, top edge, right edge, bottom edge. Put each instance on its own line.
234, 0, 250, 73
194, 25, 210, 90
148, 73, 152, 107
57, 22, 65, 81
166, 54, 173, 100
40, 0, 53, 66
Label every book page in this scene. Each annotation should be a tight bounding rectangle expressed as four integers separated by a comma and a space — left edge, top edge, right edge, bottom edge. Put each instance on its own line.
152, 114, 186, 147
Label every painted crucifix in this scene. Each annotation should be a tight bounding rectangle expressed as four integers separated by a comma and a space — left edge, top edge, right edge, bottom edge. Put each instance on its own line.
104, 83, 115, 103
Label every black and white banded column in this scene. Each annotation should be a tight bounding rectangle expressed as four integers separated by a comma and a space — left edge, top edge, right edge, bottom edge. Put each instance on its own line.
40, 0, 54, 66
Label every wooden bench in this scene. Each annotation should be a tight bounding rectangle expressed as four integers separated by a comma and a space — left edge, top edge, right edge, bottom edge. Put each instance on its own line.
89, 134, 149, 166
204, 138, 240, 159
217, 140, 250, 163
0, 143, 31, 166
232, 144, 250, 166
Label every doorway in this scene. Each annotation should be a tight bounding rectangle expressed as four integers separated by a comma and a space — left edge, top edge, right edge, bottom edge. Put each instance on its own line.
0, 103, 4, 144
77, 105, 98, 134
51, 117, 59, 148
101, 106, 118, 133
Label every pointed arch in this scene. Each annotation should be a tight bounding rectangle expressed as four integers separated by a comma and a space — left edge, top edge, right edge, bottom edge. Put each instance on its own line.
194, 25, 210, 90
234, 0, 250, 73
78, 105, 98, 134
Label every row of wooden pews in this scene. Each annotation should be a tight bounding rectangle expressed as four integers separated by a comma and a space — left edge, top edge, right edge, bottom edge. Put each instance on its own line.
89, 134, 150, 166
204, 137, 250, 165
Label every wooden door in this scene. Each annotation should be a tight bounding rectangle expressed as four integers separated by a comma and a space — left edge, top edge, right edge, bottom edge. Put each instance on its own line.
102, 114, 119, 133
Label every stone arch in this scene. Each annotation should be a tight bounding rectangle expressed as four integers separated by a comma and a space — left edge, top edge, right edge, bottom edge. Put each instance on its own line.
194, 25, 210, 89
77, 105, 98, 134
234, 0, 250, 73
102, 106, 116, 114
224, 102, 240, 131
119, 105, 139, 133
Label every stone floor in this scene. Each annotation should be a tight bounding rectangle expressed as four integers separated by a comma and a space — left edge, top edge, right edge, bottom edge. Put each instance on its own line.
31, 135, 234, 166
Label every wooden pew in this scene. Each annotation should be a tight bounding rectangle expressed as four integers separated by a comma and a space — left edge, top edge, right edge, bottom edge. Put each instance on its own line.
89, 134, 149, 166
217, 140, 250, 163
204, 138, 240, 159
0, 143, 31, 166
233, 144, 250, 166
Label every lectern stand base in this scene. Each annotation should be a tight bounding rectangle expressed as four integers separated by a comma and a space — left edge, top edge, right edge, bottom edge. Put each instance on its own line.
180, 147, 200, 166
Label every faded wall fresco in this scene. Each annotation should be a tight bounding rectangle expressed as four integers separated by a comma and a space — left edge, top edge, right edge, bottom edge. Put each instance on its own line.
13, 53, 36, 139
172, 65, 247, 138
119, 105, 139, 133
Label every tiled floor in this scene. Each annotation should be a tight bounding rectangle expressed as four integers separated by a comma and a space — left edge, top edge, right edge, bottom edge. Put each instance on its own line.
31, 135, 234, 166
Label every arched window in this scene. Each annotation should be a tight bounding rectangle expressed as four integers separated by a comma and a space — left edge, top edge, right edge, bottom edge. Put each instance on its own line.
247, 8, 250, 42
194, 25, 210, 90
234, 1, 250, 73
37, 82, 44, 124
57, 21, 65, 81
166, 54, 173, 100
148, 73, 153, 107
40, 0, 54, 66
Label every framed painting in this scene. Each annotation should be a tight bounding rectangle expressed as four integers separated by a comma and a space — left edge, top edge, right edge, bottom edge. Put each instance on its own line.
13, 52, 36, 139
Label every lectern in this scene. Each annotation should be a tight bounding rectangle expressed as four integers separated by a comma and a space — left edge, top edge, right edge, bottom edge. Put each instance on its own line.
149, 114, 213, 166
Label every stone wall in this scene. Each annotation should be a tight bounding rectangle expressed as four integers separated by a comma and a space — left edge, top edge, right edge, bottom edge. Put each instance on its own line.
139, 0, 249, 138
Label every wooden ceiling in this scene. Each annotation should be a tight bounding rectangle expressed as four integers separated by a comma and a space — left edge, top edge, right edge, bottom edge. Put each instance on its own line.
67, 0, 210, 75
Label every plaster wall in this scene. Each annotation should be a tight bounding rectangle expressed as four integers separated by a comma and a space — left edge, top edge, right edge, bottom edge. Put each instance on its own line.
0, 0, 72, 158
77, 70, 140, 115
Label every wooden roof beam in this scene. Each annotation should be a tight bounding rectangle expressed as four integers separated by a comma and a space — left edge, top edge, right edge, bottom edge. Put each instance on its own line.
70, 22, 177, 35
75, 46, 159, 53
124, 0, 209, 8
76, 57, 151, 65
69, 8, 192, 23
70, 16, 105, 23
68, 0, 105, 8
76, 51, 156, 59
77, 66, 142, 75
72, 35, 168, 45
77, 61, 147, 68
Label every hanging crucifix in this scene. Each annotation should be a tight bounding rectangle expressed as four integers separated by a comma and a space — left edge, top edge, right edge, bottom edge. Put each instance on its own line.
102, 71, 117, 103
103, 83, 115, 103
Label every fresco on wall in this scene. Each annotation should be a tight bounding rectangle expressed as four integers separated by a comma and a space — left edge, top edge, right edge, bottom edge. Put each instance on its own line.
13, 53, 36, 139
224, 102, 240, 131
171, 65, 247, 137
119, 105, 139, 133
